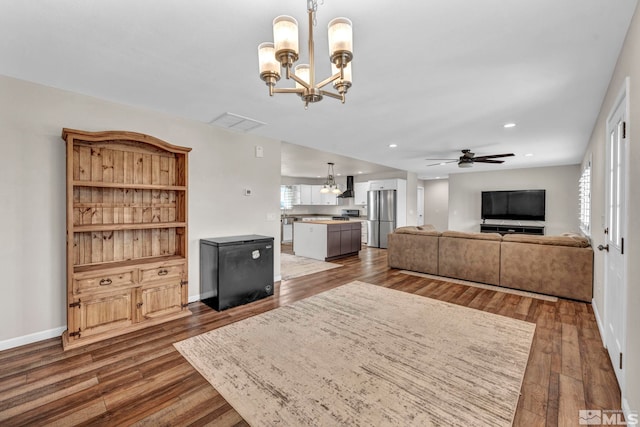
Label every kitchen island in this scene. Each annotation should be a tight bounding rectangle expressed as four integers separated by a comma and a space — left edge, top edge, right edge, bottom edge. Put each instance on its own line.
293, 220, 362, 261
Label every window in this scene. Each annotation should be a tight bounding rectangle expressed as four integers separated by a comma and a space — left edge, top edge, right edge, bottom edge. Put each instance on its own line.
579, 159, 591, 235
280, 185, 294, 210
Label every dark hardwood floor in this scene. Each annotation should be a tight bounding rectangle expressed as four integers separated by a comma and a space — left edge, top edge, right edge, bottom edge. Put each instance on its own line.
0, 247, 620, 426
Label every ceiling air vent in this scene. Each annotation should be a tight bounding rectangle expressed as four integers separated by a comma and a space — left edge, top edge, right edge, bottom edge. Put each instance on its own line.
209, 112, 266, 132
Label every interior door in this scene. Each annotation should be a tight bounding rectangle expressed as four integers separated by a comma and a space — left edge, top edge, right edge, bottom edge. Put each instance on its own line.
603, 83, 628, 390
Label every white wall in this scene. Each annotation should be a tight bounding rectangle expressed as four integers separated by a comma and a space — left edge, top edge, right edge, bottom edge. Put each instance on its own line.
583, 3, 640, 416
447, 165, 580, 235
0, 75, 281, 347
423, 179, 449, 231
405, 172, 418, 226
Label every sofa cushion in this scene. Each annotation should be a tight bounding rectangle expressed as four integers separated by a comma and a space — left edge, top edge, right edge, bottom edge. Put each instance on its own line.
394, 225, 440, 236
438, 235, 501, 285
502, 233, 590, 248
441, 230, 502, 241
388, 232, 439, 275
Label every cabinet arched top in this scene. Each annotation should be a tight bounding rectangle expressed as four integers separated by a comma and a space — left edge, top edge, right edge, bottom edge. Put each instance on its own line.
61, 128, 192, 154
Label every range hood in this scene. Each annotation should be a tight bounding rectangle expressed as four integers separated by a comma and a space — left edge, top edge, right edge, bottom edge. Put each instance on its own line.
337, 176, 355, 198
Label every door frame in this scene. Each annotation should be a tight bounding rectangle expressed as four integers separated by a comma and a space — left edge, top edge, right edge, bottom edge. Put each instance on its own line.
603, 77, 630, 392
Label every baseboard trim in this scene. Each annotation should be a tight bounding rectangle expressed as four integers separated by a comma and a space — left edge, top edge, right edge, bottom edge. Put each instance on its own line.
622, 397, 638, 425
3, 279, 284, 351
0, 326, 66, 351
592, 298, 606, 347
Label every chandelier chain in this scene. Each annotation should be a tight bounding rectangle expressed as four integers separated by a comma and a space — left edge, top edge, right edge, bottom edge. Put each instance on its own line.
307, 0, 322, 26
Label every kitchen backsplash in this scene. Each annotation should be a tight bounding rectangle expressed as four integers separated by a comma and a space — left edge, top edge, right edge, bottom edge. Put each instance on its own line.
284, 206, 366, 217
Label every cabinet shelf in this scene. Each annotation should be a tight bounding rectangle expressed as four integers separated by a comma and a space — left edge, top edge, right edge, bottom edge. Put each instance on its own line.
480, 224, 545, 235
73, 181, 186, 191
73, 222, 186, 232
74, 254, 186, 274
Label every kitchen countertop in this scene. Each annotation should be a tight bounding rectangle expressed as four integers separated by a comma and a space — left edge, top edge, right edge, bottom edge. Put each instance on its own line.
295, 220, 358, 225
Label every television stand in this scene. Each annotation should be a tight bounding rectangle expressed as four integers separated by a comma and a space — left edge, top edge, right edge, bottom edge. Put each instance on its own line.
480, 221, 545, 236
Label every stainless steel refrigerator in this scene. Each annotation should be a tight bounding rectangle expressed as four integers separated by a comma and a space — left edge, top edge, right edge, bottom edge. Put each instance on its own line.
367, 190, 396, 248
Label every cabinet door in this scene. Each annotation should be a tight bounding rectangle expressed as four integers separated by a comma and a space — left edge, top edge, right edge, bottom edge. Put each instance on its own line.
321, 192, 337, 205
137, 282, 184, 321
354, 182, 369, 205
327, 226, 341, 258
351, 223, 362, 252
369, 179, 397, 190
299, 184, 313, 205
69, 290, 135, 340
310, 185, 323, 205
340, 228, 351, 253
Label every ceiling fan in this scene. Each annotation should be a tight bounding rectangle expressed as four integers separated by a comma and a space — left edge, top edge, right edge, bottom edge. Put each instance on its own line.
426, 149, 515, 168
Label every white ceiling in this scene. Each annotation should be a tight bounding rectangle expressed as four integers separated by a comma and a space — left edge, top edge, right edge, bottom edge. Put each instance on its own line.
0, 0, 636, 179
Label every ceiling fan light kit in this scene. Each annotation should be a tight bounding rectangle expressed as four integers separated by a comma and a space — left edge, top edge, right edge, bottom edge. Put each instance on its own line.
258, 0, 353, 108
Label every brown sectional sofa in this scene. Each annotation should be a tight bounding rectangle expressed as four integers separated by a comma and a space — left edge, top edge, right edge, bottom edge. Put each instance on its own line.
387, 226, 593, 302
438, 231, 502, 286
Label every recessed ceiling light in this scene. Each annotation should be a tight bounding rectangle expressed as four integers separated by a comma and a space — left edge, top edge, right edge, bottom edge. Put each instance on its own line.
357, 171, 363, 174
337, 173, 342, 176
435, 176, 441, 179
389, 143, 398, 148
439, 162, 446, 166
525, 153, 533, 157
503, 123, 516, 128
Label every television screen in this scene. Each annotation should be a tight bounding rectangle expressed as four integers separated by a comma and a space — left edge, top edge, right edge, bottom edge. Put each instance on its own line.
481, 190, 545, 221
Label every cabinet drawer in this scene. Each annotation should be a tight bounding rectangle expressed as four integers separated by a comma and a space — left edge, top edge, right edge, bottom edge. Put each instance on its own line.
140, 263, 185, 283
74, 271, 135, 294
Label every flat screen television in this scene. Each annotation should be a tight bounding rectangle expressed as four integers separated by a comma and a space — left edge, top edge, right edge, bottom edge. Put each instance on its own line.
481, 189, 546, 221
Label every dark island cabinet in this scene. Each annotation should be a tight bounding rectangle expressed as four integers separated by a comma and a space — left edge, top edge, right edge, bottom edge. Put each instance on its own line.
327, 222, 361, 260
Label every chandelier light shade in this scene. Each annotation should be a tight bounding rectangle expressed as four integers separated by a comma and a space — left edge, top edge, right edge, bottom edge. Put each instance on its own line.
258, 43, 280, 79
320, 162, 342, 195
258, 0, 353, 108
294, 64, 310, 89
327, 18, 353, 66
273, 16, 299, 63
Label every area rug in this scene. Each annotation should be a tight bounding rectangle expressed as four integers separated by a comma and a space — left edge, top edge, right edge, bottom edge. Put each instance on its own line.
174, 281, 535, 426
399, 270, 558, 302
280, 253, 341, 280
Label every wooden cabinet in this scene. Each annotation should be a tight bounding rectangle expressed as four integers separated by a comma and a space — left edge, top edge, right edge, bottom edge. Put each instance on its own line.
326, 222, 361, 260
62, 129, 192, 350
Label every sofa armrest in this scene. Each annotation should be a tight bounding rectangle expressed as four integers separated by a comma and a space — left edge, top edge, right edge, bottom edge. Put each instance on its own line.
500, 241, 593, 302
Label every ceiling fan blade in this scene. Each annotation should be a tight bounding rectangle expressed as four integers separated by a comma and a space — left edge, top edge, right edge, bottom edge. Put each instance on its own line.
474, 159, 505, 164
473, 153, 515, 160
426, 160, 457, 167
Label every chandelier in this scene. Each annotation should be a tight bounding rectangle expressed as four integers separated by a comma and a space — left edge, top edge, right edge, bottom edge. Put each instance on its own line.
320, 162, 342, 194
258, 0, 353, 108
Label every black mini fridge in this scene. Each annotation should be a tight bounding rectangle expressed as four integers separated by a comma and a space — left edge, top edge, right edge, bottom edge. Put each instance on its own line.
200, 235, 274, 311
